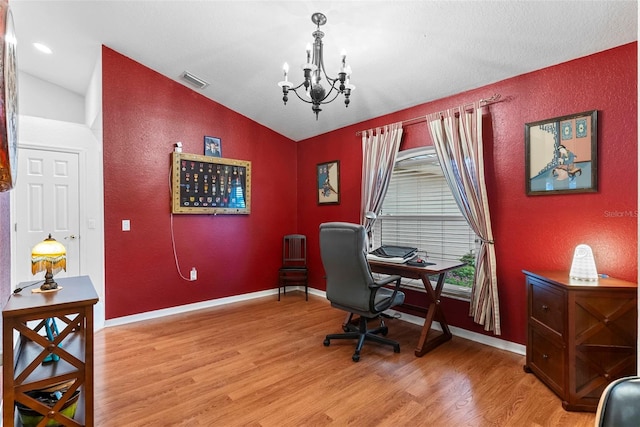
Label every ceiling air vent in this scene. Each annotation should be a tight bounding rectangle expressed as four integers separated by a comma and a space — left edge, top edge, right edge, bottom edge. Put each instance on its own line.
180, 71, 209, 90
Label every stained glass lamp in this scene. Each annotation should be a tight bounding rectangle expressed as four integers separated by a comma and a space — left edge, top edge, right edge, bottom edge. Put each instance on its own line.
31, 234, 66, 291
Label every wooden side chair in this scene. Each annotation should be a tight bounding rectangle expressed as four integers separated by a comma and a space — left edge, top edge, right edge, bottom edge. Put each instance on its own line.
278, 234, 308, 300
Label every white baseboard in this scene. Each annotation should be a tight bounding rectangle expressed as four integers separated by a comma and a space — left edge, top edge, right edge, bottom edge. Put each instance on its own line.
105, 286, 524, 355
104, 288, 279, 327
386, 309, 525, 355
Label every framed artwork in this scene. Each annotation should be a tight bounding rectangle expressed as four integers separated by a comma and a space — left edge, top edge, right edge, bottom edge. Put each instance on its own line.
172, 152, 251, 214
525, 110, 597, 195
317, 160, 340, 205
204, 136, 222, 157
0, 4, 17, 192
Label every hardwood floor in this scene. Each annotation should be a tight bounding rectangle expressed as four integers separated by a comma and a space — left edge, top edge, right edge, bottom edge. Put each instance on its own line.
94, 293, 596, 426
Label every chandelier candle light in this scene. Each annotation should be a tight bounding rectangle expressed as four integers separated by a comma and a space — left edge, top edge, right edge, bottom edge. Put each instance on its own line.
278, 12, 355, 119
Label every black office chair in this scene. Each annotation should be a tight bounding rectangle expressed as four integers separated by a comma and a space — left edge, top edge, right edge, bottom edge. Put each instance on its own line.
595, 376, 640, 426
319, 222, 405, 362
278, 234, 308, 301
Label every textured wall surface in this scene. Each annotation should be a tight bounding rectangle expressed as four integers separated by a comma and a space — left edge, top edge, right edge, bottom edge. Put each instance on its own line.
297, 42, 638, 344
102, 47, 297, 319
100, 42, 636, 345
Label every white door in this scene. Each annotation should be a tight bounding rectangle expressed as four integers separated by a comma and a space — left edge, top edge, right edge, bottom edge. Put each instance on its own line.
14, 148, 80, 286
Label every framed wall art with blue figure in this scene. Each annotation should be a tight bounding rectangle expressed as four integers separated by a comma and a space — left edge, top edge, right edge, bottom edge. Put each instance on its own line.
525, 110, 597, 195
317, 160, 340, 205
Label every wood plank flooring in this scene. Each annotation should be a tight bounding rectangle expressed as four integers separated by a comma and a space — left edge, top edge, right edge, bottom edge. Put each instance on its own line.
93, 293, 596, 426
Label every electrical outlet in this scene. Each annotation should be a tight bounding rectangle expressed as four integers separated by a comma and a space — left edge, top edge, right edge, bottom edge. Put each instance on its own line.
190, 267, 197, 281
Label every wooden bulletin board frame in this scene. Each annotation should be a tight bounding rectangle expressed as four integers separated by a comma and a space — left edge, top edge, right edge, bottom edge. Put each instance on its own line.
172, 152, 251, 214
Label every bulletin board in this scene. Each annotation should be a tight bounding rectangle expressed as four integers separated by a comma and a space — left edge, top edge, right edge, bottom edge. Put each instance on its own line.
172, 152, 251, 214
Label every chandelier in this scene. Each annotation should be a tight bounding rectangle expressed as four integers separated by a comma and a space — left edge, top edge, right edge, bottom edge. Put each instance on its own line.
278, 12, 355, 120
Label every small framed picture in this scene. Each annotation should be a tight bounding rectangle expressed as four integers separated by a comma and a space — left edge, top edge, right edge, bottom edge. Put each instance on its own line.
204, 136, 222, 157
525, 110, 597, 195
317, 160, 340, 205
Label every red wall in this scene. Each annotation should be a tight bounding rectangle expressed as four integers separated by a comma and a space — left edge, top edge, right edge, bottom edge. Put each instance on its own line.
297, 43, 638, 345
102, 47, 297, 319
102, 43, 637, 345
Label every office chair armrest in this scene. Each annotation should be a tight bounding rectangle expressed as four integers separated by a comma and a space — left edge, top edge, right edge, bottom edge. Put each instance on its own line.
369, 275, 403, 313
370, 275, 402, 289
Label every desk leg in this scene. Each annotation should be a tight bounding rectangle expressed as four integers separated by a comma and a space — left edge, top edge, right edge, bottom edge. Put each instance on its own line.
414, 272, 453, 357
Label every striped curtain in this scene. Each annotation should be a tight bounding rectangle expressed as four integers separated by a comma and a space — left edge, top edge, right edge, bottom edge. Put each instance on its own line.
360, 123, 403, 250
427, 105, 500, 334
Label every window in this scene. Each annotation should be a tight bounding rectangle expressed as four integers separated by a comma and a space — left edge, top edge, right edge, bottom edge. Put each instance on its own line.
372, 146, 477, 300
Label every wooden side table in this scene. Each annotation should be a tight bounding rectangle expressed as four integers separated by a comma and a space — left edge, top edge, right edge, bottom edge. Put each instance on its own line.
523, 270, 637, 412
2, 275, 99, 426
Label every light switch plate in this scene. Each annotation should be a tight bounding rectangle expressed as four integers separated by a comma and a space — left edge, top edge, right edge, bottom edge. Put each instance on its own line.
122, 219, 130, 231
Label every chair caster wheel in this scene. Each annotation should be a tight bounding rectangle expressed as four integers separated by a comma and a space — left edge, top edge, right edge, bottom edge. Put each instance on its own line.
323, 338, 330, 346
394, 344, 400, 353
352, 353, 360, 362
381, 327, 388, 336
342, 326, 350, 332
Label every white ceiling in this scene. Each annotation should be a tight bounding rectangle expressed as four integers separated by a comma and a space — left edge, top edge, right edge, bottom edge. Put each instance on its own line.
10, 1, 638, 141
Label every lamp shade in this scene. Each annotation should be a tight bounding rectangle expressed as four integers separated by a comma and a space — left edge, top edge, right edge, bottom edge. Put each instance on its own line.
569, 244, 598, 281
31, 234, 66, 276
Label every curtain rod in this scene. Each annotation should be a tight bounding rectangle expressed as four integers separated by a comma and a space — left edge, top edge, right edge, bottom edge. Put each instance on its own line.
356, 93, 502, 136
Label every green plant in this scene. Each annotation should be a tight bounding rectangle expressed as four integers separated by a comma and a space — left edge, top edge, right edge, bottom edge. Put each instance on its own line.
446, 251, 476, 288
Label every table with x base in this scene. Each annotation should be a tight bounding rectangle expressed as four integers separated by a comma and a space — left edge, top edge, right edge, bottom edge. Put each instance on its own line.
368, 259, 466, 357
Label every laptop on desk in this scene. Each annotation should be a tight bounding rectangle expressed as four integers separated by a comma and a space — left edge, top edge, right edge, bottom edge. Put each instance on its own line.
367, 245, 418, 264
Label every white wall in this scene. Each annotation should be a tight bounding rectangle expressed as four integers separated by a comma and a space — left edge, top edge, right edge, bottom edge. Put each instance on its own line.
85, 53, 102, 132
18, 71, 85, 124
14, 62, 106, 330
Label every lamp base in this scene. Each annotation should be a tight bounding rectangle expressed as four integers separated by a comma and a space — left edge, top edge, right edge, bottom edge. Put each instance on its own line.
40, 270, 59, 291
32, 286, 63, 294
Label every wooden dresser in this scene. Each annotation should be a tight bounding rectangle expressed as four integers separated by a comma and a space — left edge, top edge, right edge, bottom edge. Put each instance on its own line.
523, 270, 637, 412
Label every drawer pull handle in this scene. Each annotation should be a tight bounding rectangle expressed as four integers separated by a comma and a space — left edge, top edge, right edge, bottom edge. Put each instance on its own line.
541, 305, 549, 311
542, 354, 549, 360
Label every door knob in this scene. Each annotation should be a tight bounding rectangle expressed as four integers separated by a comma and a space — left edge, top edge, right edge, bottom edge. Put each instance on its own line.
64, 235, 77, 240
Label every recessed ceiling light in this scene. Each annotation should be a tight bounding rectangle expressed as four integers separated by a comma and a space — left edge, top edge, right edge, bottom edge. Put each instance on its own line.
33, 42, 52, 54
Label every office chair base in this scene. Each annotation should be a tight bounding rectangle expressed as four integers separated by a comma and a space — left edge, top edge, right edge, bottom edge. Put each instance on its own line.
342, 313, 388, 335
323, 316, 400, 362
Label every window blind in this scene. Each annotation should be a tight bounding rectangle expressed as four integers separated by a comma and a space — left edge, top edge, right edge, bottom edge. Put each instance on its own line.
373, 152, 477, 264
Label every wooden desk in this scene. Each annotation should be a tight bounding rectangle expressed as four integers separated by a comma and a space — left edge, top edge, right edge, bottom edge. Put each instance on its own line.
368, 259, 465, 357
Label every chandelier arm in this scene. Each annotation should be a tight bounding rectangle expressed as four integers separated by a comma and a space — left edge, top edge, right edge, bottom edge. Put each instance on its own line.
316, 49, 346, 104
318, 84, 342, 105
290, 81, 308, 92
288, 88, 314, 104
319, 61, 339, 85
324, 75, 338, 85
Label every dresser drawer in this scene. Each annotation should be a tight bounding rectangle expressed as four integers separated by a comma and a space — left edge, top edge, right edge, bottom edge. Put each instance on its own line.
529, 327, 565, 396
529, 280, 565, 335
